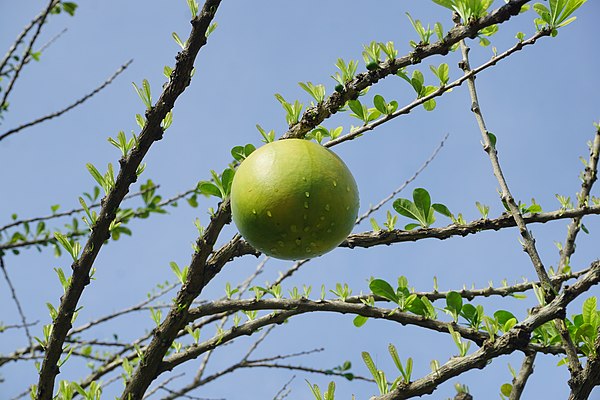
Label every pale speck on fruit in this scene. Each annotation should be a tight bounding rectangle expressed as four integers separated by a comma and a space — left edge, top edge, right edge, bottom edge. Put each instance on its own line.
305, 247, 311, 253
325, 204, 330, 211
304, 201, 309, 209
295, 239, 302, 246
291, 225, 298, 233
326, 229, 332, 233
303, 226, 310, 232
267, 210, 272, 217
320, 216, 325, 221
252, 209, 257, 215
333, 180, 337, 187
305, 191, 310, 197
278, 241, 285, 247
303, 214, 308, 220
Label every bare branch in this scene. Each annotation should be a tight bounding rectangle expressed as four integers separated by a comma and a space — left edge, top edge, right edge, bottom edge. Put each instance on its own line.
356, 134, 449, 224
0, 60, 133, 141
0, 256, 32, 348
0, 0, 57, 115
0, 0, 58, 75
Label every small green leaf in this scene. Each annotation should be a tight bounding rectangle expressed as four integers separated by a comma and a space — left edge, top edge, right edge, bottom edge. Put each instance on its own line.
413, 188, 431, 217
494, 310, 516, 326
373, 95, 387, 114
353, 315, 368, 327
432, 203, 452, 218
197, 182, 222, 198
487, 132, 497, 148
446, 291, 463, 313
369, 279, 398, 303
348, 100, 365, 121
500, 383, 513, 396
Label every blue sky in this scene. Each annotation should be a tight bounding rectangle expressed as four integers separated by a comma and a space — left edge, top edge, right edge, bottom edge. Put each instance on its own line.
1, 1, 599, 399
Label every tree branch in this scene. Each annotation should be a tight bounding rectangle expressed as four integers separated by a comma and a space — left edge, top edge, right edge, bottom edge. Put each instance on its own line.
375, 261, 600, 400
34, 0, 222, 396
558, 125, 600, 274
568, 326, 600, 400
0, 60, 133, 141
0, 0, 56, 116
509, 353, 536, 400
281, 0, 531, 140
0, 256, 32, 348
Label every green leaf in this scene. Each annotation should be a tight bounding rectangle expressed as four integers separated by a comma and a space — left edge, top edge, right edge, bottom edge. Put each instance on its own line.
404, 223, 421, 230
446, 291, 463, 313
500, 383, 513, 396
432, 203, 452, 218
86, 163, 105, 189
172, 32, 186, 49
353, 315, 368, 327
348, 99, 365, 121
487, 132, 497, 148
221, 168, 235, 196
231, 146, 245, 161
373, 95, 387, 114
494, 310, 516, 326
369, 279, 398, 303
582, 297, 597, 325
393, 198, 421, 221
197, 182, 221, 198
413, 188, 431, 217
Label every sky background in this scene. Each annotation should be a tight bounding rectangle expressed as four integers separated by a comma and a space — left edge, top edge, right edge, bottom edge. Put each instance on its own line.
1, 1, 600, 399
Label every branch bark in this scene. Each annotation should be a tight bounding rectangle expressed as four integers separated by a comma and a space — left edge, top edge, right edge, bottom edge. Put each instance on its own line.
34, 1, 222, 397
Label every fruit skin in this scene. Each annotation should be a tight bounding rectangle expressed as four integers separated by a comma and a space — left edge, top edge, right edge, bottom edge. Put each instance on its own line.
230, 139, 359, 260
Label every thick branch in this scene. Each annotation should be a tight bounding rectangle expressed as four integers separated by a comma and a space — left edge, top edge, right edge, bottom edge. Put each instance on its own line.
34, 1, 221, 398
509, 353, 536, 400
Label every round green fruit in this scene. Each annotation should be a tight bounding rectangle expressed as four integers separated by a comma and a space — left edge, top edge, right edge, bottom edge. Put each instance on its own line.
230, 139, 359, 260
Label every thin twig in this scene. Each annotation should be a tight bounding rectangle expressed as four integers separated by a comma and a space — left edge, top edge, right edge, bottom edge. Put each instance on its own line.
272, 375, 295, 400
356, 134, 449, 225
0, 0, 56, 113
0, 60, 133, 141
0, 0, 58, 75
0, 256, 32, 348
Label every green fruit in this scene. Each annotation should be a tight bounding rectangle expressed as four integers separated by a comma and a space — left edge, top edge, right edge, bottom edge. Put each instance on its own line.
231, 139, 359, 260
